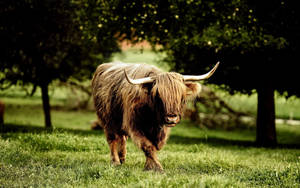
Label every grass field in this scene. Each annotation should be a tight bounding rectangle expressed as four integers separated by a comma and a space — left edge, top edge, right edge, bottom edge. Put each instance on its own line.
1, 49, 300, 187
1, 120, 300, 187
1, 87, 300, 187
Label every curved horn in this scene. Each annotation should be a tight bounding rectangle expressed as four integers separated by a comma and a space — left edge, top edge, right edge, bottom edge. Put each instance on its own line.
124, 69, 154, 85
183, 62, 220, 81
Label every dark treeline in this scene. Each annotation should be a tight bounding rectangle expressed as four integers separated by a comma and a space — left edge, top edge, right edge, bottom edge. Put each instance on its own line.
1, 0, 299, 146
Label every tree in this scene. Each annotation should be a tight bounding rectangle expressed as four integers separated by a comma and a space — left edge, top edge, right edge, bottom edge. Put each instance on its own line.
0, 0, 119, 127
110, 0, 300, 146
247, 0, 300, 146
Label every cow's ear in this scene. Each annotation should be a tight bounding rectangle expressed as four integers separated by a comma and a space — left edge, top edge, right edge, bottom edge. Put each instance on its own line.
185, 82, 201, 99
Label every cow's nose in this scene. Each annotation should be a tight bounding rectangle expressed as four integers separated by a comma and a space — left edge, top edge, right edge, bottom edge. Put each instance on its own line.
165, 114, 180, 124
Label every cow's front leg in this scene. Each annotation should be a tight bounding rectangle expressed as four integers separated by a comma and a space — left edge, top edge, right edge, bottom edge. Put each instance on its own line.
130, 131, 163, 171
142, 144, 163, 172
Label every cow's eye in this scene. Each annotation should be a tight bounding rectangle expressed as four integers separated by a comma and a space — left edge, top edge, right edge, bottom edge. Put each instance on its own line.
154, 93, 163, 106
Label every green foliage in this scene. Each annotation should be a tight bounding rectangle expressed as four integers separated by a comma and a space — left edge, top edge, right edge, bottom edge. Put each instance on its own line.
0, 0, 123, 88
110, 0, 299, 96
110, 1, 298, 145
0, 1, 82, 86
0, 0, 124, 127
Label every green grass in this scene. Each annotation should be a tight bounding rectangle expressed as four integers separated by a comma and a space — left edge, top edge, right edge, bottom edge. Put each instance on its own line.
1, 91, 300, 187
1, 122, 299, 187
0, 84, 95, 130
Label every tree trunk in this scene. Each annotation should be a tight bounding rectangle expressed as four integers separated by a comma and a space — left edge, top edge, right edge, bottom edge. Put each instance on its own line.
256, 83, 277, 146
41, 83, 52, 128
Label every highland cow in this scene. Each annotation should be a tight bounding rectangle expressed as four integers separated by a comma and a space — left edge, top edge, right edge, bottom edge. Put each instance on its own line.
92, 62, 219, 171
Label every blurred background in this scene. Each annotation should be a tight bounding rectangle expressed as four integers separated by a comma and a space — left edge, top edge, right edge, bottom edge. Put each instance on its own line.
0, 1, 299, 187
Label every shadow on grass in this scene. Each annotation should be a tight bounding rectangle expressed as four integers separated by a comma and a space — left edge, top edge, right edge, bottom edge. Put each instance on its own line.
0, 123, 104, 136
0, 124, 107, 152
1, 123, 299, 149
168, 135, 300, 149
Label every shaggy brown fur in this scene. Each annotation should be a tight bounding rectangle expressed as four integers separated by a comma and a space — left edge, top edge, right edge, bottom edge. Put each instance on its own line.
92, 62, 200, 171
0, 100, 5, 125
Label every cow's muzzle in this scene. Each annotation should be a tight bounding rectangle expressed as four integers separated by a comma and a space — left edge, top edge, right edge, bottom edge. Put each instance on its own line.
165, 114, 180, 127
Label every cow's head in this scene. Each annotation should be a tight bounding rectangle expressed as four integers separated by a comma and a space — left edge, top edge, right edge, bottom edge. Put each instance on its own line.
124, 62, 219, 127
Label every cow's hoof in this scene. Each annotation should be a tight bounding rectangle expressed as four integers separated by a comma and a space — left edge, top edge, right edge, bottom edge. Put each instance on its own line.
144, 162, 164, 173
119, 158, 125, 164
111, 160, 121, 166
144, 166, 164, 173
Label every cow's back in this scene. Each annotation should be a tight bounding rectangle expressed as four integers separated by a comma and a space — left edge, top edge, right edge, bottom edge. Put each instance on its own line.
91, 62, 161, 130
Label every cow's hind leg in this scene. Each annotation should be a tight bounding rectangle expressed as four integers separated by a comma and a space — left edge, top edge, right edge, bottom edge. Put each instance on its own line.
105, 131, 121, 165
118, 135, 128, 164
